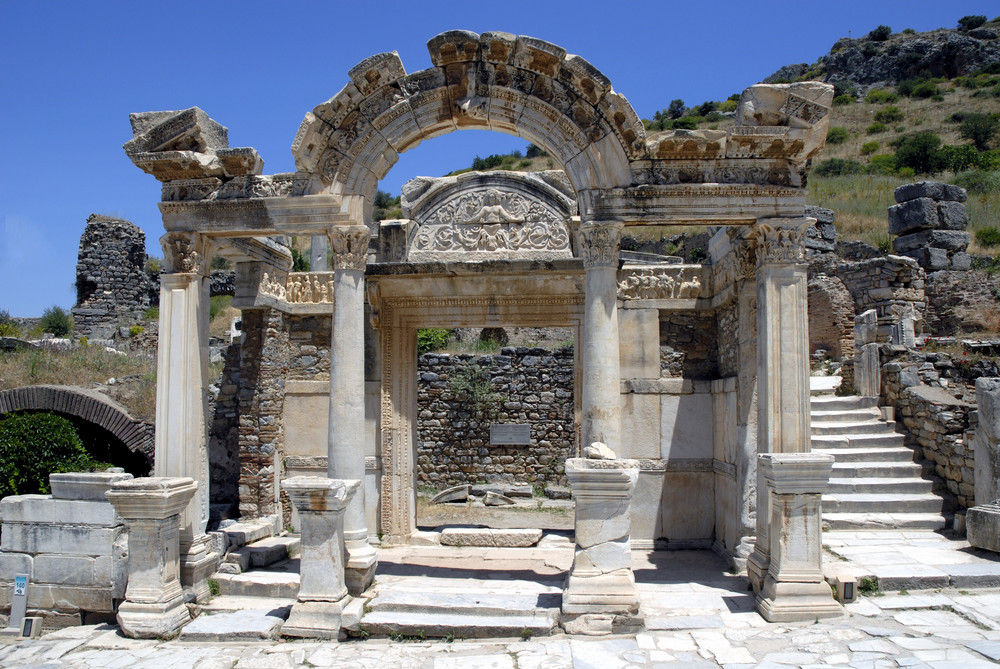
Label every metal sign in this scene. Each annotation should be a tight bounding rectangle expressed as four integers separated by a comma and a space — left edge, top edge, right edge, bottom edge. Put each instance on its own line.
3, 573, 28, 636
490, 424, 531, 445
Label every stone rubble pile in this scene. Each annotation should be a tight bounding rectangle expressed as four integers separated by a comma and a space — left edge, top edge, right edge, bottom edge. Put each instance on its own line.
889, 181, 971, 272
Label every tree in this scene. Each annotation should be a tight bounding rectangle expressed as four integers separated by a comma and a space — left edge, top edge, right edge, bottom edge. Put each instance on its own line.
667, 99, 686, 119
39, 305, 72, 337
895, 131, 946, 175
958, 15, 987, 31
0, 413, 105, 497
960, 113, 999, 151
867, 25, 892, 41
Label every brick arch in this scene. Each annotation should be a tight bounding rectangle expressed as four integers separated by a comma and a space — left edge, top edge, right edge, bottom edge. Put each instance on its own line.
0, 385, 154, 465
291, 30, 646, 201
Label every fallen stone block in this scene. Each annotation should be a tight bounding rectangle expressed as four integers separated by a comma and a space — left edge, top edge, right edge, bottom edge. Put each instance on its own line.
888, 198, 938, 236
439, 528, 542, 547
49, 471, 134, 501
892, 229, 969, 254
430, 485, 471, 504
968, 503, 1000, 553
484, 491, 515, 506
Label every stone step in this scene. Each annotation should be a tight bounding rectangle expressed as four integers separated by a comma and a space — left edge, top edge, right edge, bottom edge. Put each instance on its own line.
822, 493, 945, 514
811, 421, 898, 436
219, 518, 277, 552
221, 536, 299, 574
179, 608, 288, 642
367, 589, 560, 617
810, 407, 881, 423
822, 511, 948, 531
831, 461, 932, 478
812, 446, 915, 463
212, 567, 300, 599
811, 434, 907, 449
810, 395, 877, 411
809, 376, 842, 396
827, 477, 934, 494
201, 595, 296, 616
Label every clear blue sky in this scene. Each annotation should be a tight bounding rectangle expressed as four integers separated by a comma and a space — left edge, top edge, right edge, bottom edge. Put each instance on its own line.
1, 1, 996, 316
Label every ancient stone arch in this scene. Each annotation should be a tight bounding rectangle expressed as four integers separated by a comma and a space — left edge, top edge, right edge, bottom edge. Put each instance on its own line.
0, 385, 154, 464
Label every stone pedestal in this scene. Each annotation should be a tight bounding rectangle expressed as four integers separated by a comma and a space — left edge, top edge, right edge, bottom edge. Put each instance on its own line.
105, 477, 198, 639
754, 454, 842, 623
579, 221, 623, 452
281, 476, 359, 640
327, 226, 377, 593
562, 458, 640, 619
156, 232, 219, 602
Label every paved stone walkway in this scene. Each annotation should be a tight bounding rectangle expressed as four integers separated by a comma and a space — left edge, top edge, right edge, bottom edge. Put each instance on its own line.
5, 530, 1000, 667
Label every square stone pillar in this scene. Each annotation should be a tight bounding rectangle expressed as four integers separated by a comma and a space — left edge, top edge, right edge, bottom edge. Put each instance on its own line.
562, 458, 640, 623
156, 232, 219, 602
744, 219, 812, 593
854, 309, 880, 397
579, 221, 623, 453
281, 476, 359, 640
755, 453, 842, 622
105, 477, 198, 639
326, 225, 377, 595
968, 378, 1000, 551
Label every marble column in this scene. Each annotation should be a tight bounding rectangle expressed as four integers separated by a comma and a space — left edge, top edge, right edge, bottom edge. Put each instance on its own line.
579, 221, 623, 452
156, 232, 218, 602
105, 477, 198, 639
743, 218, 812, 594
562, 458, 641, 619
282, 476, 358, 639
326, 225, 377, 594
755, 453, 842, 622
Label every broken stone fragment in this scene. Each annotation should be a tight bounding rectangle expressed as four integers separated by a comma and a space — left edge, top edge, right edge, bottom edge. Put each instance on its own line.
430, 484, 470, 504
484, 491, 515, 506
123, 108, 228, 157
584, 441, 616, 459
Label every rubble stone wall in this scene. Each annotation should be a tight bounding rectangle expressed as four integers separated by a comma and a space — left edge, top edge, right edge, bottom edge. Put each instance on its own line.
807, 274, 855, 357
660, 311, 718, 379
416, 348, 575, 488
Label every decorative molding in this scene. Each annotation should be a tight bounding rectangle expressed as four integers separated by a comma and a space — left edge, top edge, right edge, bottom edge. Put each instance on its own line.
617, 267, 703, 300
328, 225, 370, 271
160, 173, 310, 202
579, 221, 622, 269
412, 220, 571, 257
160, 231, 209, 275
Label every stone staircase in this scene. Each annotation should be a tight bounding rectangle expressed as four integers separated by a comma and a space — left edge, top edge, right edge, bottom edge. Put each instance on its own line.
810, 380, 948, 530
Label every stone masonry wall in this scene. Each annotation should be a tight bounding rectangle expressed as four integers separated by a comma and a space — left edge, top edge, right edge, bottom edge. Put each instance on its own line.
416, 347, 575, 488
808, 274, 855, 357
72, 214, 151, 339
660, 311, 718, 379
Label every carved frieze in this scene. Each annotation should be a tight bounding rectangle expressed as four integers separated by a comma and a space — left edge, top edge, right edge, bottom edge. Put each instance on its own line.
579, 221, 622, 269
258, 272, 335, 304
160, 173, 311, 202
617, 267, 703, 300
328, 225, 371, 271
160, 231, 209, 275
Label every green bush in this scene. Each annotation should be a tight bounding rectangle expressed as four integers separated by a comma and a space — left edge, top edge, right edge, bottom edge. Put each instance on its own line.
447, 364, 499, 418
39, 305, 72, 337
874, 106, 904, 124
0, 413, 107, 497
958, 15, 987, 30
832, 94, 854, 106
865, 89, 898, 104
866, 122, 888, 134
941, 144, 979, 173
895, 131, 945, 174
861, 140, 880, 155
672, 117, 698, 130
975, 151, 1000, 171
291, 247, 310, 271
128, 325, 145, 338
0, 309, 19, 337
953, 170, 1000, 195
898, 78, 940, 98
866, 154, 899, 175
976, 227, 1000, 248
826, 127, 849, 144
209, 295, 231, 322
814, 158, 864, 176
417, 328, 451, 354
867, 25, 892, 41
960, 113, 999, 151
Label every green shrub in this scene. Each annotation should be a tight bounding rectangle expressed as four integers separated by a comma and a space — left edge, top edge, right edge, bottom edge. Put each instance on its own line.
826, 127, 849, 144
874, 106, 904, 124
975, 150, 1000, 171
447, 364, 499, 418
953, 170, 1000, 195
960, 113, 1000, 151
291, 247, 310, 271
832, 94, 854, 106
672, 117, 698, 130
417, 328, 451, 354
128, 325, 145, 338
718, 99, 738, 113
895, 131, 945, 174
0, 309, 19, 337
958, 15, 987, 30
976, 227, 1000, 248
866, 122, 888, 134
941, 144, 979, 173
865, 89, 898, 104
814, 158, 864, 177
39, 306, 72, 337
0, 413, 107, 497
861, 141, 880, 155
867, 25, 892, 41
902, 28, 916, 35
911, 81, 940, 99
209, 295, 231, 322
866, 154, 898, 174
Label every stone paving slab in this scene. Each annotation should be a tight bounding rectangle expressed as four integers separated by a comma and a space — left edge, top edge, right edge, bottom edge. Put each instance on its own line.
179, 609, 286, 641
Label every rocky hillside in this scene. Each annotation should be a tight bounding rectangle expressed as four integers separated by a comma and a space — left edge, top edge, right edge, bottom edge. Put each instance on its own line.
766, 17, 1000, 90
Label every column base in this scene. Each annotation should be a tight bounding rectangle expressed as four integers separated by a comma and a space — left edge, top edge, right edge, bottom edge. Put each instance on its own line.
562, 569, 640, 615
282, 595, 352, 640
755, 577, 844, 623
180, 535, 220, 603
345, 540, 377, 595
116, 598, 191, 639
746, 547, 769, 595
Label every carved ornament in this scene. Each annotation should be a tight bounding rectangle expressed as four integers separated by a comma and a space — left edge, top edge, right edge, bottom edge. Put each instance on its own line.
579, 221, 622, 269
160, 231, 209, 275
752, 221, 808, 266
617, 267, 703, 300
328, 225, 370, 271
259, 272, 335, 304
160, 173, 310, 202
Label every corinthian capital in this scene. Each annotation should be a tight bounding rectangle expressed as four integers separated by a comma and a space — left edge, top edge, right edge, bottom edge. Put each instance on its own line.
579, 220, 623, 270
749, 218, 811, 267
160, 231, 210, 275
327, 225, 371, 271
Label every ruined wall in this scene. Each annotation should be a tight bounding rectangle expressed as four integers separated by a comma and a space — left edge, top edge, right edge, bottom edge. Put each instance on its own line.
660, 311, 718, 379
416, 348, 575, 488
72, 214, 150, 338
807, 274, 855, 357
208, 342, 242, 521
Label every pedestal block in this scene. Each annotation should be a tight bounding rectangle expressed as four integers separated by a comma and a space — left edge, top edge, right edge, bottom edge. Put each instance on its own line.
281, 476, 359, 640
754, 454, 842, 623
105, 477, 197, 639
562, 458, 640, 617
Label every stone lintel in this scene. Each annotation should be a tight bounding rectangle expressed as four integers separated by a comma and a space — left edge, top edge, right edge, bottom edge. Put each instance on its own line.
579, 185, 805, 224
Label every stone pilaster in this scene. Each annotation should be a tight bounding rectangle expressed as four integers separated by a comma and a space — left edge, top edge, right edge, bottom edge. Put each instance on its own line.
562, 458, 641, 628
326, 225, 377, 594
310, 234, 329, 271
281, 476, 358, 639
743, 218, 812, 594
579, 220, 623, 453
755, 454, 842, 622
105, 477, 198, 639
156, 231, 218, 602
